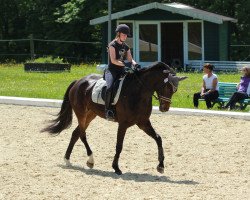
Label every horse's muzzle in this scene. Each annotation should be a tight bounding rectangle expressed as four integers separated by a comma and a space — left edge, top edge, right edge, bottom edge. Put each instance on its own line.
159, 103, 170, 112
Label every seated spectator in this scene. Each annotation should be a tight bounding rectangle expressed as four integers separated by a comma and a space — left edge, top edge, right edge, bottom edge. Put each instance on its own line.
193, 63, 219, 109
223, 66, 250, 110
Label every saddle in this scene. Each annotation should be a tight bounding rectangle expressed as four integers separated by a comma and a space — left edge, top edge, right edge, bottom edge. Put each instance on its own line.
91, 76, 126, 105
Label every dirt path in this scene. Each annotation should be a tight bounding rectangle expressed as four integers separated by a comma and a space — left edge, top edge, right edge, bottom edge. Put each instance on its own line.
0, 104, 249, 200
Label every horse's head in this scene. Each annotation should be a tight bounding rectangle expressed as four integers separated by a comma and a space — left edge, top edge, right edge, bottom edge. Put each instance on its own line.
156, 70, 187, 112
138, 61, 187, 112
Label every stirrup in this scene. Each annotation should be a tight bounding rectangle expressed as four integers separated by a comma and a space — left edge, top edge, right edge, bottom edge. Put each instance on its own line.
105, 110, 115, 121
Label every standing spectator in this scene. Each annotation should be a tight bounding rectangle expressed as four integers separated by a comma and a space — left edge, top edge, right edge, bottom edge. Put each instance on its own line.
223, 66, 250, 110
193, 63, 219, 109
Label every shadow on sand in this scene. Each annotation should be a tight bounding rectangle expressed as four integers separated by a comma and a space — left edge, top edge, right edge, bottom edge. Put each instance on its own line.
58, 164, 199, 185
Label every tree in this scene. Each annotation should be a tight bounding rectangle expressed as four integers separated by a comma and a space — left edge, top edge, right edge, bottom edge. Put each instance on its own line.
0, 0, 249, 62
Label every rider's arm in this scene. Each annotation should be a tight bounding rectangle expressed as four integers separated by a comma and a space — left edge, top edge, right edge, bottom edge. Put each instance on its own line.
109, 46, 125, 67
126, 49, 136, 65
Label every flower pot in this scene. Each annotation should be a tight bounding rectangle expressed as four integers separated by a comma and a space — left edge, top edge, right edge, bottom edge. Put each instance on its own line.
24, 63, 71, 72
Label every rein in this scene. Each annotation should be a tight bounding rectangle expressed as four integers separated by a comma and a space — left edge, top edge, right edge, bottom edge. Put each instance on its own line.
133, 72, 172, 103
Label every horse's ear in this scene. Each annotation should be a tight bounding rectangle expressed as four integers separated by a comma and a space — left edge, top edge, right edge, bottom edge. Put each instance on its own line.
163, 70, 170, 73
178, 76, 188, 81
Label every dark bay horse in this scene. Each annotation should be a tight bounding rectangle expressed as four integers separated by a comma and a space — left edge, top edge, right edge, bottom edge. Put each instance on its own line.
42, 61, 187, 175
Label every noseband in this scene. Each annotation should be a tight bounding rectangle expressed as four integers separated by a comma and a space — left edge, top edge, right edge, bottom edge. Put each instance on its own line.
156, 95, 172, 103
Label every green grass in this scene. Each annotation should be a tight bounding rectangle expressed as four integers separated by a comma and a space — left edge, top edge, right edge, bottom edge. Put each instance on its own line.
0, 63, 249, 111
0, 63, 101, 99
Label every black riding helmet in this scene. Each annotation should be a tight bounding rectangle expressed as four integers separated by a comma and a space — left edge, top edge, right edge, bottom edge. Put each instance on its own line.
115, 24, 130, 36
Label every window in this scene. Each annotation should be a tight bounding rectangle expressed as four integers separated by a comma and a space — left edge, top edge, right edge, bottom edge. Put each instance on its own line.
188, 22, 202, 60
139, 24, 158, 62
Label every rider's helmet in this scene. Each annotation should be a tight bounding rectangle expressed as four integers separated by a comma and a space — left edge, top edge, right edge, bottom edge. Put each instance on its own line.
115, 24, 130, 36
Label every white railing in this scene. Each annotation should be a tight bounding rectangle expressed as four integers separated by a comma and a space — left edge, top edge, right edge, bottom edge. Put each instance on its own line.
189, 60, 250, 71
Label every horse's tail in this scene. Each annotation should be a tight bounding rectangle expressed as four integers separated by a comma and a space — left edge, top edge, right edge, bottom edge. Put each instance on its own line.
41, 80, 77, 134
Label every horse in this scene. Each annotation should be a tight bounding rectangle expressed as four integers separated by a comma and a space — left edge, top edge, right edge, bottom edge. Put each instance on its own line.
42, 61, 187, 175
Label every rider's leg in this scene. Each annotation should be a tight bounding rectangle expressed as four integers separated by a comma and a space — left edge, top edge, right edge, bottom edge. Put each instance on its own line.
104, 70, 115, 121
105, 87, 115, 119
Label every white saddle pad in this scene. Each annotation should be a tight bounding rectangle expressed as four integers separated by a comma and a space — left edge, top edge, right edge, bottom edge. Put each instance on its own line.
91, 76, 126, 105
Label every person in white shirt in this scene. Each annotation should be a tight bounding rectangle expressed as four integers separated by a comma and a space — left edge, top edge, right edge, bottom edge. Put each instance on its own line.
193, 63, 219, 109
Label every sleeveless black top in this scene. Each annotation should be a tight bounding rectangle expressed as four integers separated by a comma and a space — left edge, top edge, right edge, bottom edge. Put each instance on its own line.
108, 40, 129, 73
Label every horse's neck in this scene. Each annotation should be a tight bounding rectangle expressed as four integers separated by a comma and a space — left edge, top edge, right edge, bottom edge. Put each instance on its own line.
139, 70, 161, 95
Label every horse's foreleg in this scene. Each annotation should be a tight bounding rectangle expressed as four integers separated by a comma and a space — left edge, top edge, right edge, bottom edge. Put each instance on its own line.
112, 124, 127, 175
64, 126, 81, 165
137, 120, 165, 173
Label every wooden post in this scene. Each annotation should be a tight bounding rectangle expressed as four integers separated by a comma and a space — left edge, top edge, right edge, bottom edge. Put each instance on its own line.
107, 0, 112, 65
29, 34, 35, 60
108, 0, 112, 44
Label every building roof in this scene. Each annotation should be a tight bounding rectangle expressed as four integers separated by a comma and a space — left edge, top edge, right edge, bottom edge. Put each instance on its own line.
90, 2, 237, 25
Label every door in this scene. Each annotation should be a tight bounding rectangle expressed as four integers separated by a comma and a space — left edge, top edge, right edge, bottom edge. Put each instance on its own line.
161, 23, 183, 68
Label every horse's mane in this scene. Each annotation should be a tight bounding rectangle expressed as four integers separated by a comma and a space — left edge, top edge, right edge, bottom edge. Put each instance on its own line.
140, 61, 175, 74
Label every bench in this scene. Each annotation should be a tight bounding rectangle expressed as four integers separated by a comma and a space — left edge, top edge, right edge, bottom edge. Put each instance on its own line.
199, 82, 250, 110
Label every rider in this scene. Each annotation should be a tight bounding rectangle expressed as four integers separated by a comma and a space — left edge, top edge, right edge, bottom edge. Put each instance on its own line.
105, 24, 137, 121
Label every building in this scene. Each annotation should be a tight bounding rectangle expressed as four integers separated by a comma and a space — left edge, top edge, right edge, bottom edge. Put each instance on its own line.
90, 2, 237, 69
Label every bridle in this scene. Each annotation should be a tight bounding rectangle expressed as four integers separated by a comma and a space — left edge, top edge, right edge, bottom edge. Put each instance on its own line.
133, 72, 176, 104
155, 80, 177, 104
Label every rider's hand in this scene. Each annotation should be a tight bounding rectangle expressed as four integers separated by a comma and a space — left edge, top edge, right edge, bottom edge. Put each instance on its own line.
124, 67, 134, 73
133, 64, 141, 71
123, 62, 132, 68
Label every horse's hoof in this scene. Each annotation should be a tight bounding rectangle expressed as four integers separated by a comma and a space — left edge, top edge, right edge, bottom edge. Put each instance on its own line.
157, 166, 164, 174
86, 161, 94, 169
64, 158, 72, 166
115, 169, 122, 175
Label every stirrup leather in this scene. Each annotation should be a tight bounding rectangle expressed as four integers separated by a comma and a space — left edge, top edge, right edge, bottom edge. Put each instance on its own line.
105, 110, 115, 121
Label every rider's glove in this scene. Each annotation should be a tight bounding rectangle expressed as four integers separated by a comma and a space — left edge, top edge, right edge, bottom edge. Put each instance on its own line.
123, 61, 134, 73
133, 64, 141, 71
124, 67, 134, 74
124, 61, 132, 68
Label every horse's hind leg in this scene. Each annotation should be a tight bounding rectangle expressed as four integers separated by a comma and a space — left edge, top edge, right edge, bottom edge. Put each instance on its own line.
79, 110, 96, 168
64, 126, 81, 166
80, 133, 94, 168
64, 110, 96, 166
137, 120, 165, 174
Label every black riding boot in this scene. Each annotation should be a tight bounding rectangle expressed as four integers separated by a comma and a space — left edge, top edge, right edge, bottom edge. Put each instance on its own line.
105, 88, 115, 121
